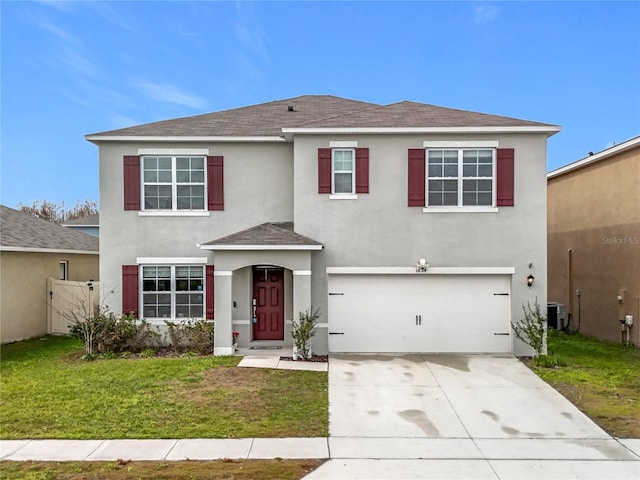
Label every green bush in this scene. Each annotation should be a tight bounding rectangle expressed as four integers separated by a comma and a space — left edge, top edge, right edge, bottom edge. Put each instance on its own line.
69, 311, 161, 360
511, 300, 546, 357
165, 318, 214, 355
292, 307, 320, 359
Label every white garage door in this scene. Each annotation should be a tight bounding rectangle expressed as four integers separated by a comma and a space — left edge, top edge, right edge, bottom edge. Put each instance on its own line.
328, 274, 511, 353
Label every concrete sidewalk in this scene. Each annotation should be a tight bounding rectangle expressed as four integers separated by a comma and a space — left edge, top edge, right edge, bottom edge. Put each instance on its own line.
0, 438, 329, 461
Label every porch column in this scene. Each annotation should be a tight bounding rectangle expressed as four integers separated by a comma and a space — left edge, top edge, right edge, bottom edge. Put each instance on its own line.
292, 270, 312, 323
213, 270, 233, 356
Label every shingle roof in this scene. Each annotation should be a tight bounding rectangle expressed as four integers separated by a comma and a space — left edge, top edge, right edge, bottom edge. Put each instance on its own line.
86, 95, 557, 139
295, 101, 552, 128
202, 222, 322, 248
0, 205, 99, 252
87, 95, 378, 137
61, 213, 99, 226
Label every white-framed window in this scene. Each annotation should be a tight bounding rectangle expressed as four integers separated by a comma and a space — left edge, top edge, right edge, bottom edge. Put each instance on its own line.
332, 149, 355, 194
142, 156, 206, 211
141, 265, 204, 319
427, 149, 495, 207
59, 261, 68, 280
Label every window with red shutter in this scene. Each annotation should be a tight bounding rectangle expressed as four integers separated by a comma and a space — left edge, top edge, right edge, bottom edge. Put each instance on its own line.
319, 147, 369, 195
355, 148, 369, 194
408, 149, 426, 206
207, 156, 224, 211
123, 156, 141, 211
496, 148, 515, 207
122, 265, 139, 317
318, 148, 332, 193
206, 265, 215, 319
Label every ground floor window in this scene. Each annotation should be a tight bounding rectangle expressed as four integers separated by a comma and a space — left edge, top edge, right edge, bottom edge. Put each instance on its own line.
59, 261, 68, 280
141, 265, 204, 319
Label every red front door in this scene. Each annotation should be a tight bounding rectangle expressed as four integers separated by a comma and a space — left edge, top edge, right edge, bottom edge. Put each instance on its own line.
252, 267, 284, 340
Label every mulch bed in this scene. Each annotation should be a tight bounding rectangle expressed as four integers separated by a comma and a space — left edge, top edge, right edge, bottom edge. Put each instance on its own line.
279, 355, 328, 363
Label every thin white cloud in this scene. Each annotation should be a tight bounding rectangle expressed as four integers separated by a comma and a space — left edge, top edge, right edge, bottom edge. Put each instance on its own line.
109, 113, 140, 129
32, 16, 81, 46
59, 47, 99, 78
474, 5, 500, 24
83, 1, 138, 33
136, 81, 208, 110
33, 0, 75, 13
234, 3, 271, 64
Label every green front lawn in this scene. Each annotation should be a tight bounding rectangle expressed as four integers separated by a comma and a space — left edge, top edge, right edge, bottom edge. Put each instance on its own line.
0, 336, 328, 439
0, 460, 325, 480
530, 330, 640, 438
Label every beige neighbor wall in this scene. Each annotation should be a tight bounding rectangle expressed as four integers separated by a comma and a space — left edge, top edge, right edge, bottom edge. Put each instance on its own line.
548, 146, 640, 345
0, 251, 99, 343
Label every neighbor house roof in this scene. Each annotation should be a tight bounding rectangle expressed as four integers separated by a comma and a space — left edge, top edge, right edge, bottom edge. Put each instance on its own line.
61, 213, 99, 227
0, 205, 99, 254
200, 222, 323, 251
86, 95, 560, 142
548, 135, 640, 180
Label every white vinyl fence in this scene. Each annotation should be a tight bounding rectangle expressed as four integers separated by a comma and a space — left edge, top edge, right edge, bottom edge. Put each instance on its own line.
47, 278, 100, 335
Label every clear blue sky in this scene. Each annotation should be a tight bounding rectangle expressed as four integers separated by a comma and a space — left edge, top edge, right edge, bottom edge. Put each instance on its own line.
2, 1, 639, 209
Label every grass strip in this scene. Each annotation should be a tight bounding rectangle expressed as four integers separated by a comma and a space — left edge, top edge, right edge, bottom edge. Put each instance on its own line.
529, 330, 640, 438
0, 459, 325, 480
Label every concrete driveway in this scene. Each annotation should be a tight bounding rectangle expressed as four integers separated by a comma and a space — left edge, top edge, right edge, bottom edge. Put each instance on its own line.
305, 354, 640, 479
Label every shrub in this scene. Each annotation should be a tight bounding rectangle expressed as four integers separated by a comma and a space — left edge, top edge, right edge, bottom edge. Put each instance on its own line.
165, 319, 214, 355
69, 310, 161, 360
511, 300, 546, 357
292, 307, 320, 359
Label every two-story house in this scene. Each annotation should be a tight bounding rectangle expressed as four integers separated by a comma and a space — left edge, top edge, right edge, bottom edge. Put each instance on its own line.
86, 95, 560, 356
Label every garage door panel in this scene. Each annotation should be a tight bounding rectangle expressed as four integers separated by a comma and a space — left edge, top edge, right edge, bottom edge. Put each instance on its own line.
328, 274, 511, 354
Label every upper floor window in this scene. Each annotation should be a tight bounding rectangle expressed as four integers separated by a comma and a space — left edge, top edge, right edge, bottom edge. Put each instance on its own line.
332, 149, 355, 194
318, 146, 369, 196
143, 156, 205, 210
409, 146, 513, 210
427, 149, 495, 207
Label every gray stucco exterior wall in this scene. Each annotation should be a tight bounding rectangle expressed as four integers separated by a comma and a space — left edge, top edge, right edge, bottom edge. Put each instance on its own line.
95, 130, 548, 357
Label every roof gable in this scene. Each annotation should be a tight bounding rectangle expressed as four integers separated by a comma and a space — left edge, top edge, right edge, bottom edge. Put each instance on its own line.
0, 205, 99, 252
201, 222, 322, 250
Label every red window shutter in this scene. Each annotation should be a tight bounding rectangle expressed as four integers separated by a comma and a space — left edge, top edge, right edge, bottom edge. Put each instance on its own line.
408, 149, 426, 207
123, 156, 141, 211
497, 148, 515, 207
207, 156, 224, 211
206, 265, 215, 320
355, 148, 369, 194
122, 265, 139, 317
318, 148, 332, 194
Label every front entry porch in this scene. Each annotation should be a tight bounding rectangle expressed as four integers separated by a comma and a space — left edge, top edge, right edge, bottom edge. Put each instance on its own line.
199, 223, 323, 356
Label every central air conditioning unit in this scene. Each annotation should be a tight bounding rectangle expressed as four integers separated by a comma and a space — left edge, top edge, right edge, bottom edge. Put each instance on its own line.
547, 302, 566, 330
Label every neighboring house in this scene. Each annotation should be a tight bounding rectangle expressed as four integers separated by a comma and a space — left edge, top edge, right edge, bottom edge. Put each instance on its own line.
0, 205, 99, 343
85, 95, 560, 356
61, 213, 99, 237
548, 136, 639, 346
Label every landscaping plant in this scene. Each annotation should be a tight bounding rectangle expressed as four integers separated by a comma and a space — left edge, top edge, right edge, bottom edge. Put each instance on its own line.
165, 318, 214, 355
291, 307, 320, 359
511, 300, 546, 361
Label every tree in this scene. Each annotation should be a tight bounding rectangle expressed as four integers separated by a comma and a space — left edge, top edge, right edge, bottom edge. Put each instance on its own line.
17, 199, 98, 223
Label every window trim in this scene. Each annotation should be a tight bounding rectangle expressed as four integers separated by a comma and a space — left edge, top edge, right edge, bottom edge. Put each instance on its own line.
139, 264, 206, 321
425, 147, 497, 209
59, 261, 68, 280
141, 155, 208, 212
331, 148, 356, 195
